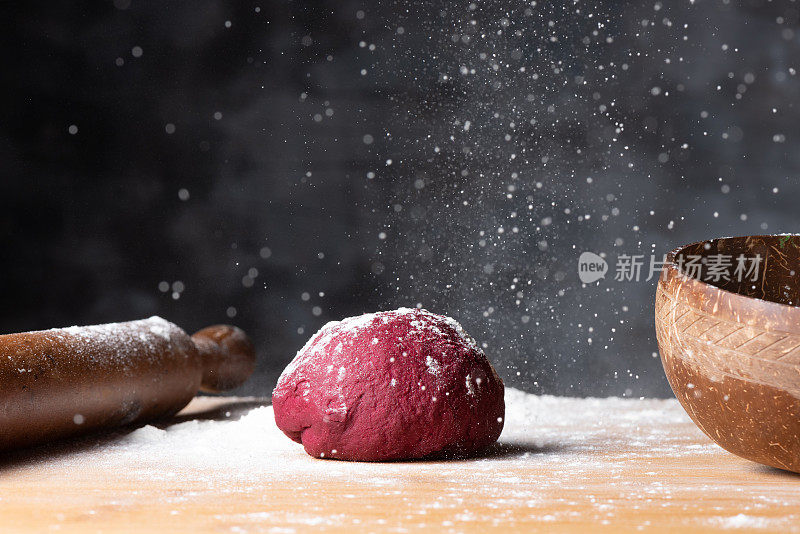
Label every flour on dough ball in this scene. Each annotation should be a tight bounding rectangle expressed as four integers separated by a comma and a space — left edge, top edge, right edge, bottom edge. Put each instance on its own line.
272, 308, 505, 461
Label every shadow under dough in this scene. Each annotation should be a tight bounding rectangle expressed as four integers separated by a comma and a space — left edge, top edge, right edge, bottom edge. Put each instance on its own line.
314, 439, 570, 464
419, 440, 569, 462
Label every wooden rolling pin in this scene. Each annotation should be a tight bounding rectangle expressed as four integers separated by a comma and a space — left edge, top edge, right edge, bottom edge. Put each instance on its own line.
0, 316, 255, 451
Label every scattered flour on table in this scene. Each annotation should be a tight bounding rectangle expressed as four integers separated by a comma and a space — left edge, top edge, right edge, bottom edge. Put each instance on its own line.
707, 514, 775, 530
25, 388, 800, 532
37, 388, 709, 475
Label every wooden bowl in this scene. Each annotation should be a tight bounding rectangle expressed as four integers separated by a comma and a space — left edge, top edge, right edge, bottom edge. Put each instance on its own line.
656, 235, 800, 472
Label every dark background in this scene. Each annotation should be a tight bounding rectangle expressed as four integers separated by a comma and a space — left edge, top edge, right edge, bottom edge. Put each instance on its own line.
3, 1, 799, 397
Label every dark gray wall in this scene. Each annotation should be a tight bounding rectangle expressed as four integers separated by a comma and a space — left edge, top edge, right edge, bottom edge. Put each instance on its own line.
3, 1, 799, 397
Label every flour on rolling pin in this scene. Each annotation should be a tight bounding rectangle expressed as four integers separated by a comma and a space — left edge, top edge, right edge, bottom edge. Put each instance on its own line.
0, 316, 255, 451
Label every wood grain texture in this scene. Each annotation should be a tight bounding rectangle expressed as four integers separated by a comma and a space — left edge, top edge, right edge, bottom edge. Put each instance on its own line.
1, 395, 799, 533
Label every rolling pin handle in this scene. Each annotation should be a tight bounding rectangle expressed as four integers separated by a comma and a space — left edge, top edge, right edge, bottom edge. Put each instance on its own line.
192, 325, 256, 393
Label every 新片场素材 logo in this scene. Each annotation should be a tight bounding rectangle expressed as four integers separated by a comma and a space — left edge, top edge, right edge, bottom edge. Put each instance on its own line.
577, 251, 763, 285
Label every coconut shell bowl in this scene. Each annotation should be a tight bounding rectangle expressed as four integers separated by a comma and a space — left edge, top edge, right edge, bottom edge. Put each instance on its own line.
656, 234, 800, 473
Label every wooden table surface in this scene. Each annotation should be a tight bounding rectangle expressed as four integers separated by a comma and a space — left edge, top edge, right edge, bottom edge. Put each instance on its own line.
1, 390, 798, 533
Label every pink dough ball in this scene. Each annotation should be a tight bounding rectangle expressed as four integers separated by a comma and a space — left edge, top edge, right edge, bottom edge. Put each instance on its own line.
272, 308, 505, 461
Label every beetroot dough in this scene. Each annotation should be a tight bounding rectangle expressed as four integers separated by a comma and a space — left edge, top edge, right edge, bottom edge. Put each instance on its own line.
272, 308, 505, 461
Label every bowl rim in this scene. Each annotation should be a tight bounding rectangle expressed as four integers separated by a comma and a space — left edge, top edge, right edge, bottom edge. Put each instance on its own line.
662, 234, 800, 334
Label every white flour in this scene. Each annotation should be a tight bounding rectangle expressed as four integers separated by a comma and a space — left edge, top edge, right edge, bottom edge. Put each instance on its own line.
12, 388, 799, 532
